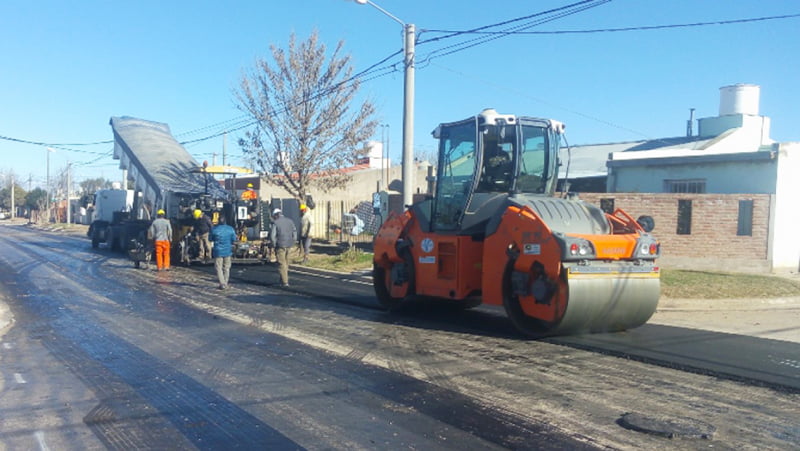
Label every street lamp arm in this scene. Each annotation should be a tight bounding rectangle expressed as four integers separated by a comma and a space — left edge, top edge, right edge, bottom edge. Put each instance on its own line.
354, 0, 416, 209
354, 0, 405, 26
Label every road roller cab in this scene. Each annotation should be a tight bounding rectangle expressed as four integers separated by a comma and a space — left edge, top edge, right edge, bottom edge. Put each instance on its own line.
373, 109, 661, 336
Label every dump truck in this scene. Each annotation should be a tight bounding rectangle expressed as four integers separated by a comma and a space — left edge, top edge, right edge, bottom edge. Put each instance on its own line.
372, 109, 660, 336
109, 116, 235, 265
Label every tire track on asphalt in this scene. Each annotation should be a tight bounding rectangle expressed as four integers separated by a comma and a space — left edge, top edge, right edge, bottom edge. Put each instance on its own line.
0, 227, 305, 449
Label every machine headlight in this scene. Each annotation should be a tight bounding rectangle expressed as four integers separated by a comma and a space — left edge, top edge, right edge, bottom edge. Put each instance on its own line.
636, 236, 660, 258
561, 237, 596, 260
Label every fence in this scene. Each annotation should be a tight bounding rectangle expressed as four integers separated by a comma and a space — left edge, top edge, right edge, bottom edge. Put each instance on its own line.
307, 200, 379, 245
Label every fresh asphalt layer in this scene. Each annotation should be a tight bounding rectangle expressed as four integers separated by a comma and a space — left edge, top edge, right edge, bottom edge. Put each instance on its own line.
202, 260, 800, 393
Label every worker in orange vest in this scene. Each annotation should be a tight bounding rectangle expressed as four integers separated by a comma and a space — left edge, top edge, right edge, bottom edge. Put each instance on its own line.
241, 182, 257, 200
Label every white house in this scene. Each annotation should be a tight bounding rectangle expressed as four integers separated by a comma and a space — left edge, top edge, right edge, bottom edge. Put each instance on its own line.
562, 84, 799, 272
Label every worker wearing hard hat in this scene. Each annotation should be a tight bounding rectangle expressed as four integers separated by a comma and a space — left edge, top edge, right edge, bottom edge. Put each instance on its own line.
192, 209, 213, 263
241, 182, 258, 200
270, 208, 296, 287
299, 203, 313, 264
148, 209, 173, 271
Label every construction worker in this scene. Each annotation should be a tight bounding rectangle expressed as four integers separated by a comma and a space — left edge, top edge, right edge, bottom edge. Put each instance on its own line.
210, 215, 236, 289
241, 182, 258, 200
270, 208, 296, 287
193, 209, 213, 263
299, 203, 312, 264
148, 209, 173, 271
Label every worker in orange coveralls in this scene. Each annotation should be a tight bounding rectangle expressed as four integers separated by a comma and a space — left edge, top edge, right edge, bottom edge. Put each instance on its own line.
148, 209, 173, 271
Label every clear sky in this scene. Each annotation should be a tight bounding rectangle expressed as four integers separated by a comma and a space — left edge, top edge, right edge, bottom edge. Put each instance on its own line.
1, 0, 798, 190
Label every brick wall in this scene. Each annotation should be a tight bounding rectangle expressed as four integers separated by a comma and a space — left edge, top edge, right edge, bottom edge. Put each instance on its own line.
580, 193, 773, 271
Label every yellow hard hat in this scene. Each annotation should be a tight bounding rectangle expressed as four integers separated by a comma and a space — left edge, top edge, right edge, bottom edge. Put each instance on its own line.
193, 209, 202, 219
157, 209, 166, 216
247, 183, 253, 188
299, 203, 307, 211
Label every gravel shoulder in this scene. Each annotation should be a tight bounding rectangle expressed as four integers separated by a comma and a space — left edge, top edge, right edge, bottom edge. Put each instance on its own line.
650, 296, 800, 343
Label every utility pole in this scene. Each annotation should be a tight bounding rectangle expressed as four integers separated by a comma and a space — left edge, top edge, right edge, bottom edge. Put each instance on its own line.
46, 147, 55, 223
66, 162, 71, 224
355, 0, 415, 208
10, 174, 14, 219
223, 131, 227, 166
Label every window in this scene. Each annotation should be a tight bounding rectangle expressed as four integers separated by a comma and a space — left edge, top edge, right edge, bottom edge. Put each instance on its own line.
433, 120, 477, 230
677, 199, 692, 235
664, 179, 706, 193
600, 198, 615, 214
737, 200, 754, 236
516, 125, 547, 193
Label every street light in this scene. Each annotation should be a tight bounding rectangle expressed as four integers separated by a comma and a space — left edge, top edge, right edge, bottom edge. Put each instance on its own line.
355, 0, 415, 208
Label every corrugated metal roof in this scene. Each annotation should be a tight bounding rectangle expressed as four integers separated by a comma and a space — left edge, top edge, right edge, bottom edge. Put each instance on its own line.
559, 136, 716, 178
110, 116, 228, 199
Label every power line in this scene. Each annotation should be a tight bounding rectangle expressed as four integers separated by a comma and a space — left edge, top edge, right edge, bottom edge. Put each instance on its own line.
417, 1, 610, 66
417, 0, 609, 44
0, 135, 111, 155
5, 6, 793, 152
0, 4, 600, 150
422, 13, 800, 36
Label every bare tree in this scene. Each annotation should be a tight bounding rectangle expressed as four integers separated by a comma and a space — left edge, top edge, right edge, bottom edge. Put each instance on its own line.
234, 30, 378, 202
79, 177, 113, 195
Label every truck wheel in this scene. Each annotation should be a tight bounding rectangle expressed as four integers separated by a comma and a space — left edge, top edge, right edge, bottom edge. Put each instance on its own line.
91, 230, 100, 248
373, 250, 414, 311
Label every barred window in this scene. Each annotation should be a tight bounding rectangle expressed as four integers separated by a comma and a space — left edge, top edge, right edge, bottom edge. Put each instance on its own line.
737, 200, 754, 236
664, 179, 706, 193
677, 199, 692, 235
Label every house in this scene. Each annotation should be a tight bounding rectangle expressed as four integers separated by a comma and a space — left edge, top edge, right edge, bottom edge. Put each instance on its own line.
561, 84, 800, 273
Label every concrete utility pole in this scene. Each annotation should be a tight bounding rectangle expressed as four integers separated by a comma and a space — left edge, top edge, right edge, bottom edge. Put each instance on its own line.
10, 174, 14, 219
66, 162, 71, 224
223, 131, 228, 166
46, 147, 55, 223
354, 0, 415, 208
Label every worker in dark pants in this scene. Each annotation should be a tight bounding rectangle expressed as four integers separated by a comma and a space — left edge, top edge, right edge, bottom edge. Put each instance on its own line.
270, 208, 296, 287
193, 209, 213, 263
210, 216, 236, 289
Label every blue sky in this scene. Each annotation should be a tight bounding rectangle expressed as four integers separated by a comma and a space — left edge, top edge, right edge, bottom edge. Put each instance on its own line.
1, 0, 798, 190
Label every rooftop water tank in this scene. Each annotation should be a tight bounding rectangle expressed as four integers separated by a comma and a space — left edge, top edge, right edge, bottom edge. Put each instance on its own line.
719, 84, 760, 116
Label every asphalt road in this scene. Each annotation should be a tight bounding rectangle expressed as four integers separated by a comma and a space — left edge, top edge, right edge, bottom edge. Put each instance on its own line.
1, 222, 798, 449
204, 259, 800, 393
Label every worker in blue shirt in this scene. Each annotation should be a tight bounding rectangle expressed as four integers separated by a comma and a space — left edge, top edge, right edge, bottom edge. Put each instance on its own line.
210, 215, 237, 289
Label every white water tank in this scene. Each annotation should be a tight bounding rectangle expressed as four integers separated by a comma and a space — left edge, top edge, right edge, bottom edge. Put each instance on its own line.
719, 84, 760, 116
366, 140, 383, 159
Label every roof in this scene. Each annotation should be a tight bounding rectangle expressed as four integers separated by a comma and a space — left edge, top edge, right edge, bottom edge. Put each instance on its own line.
110, 116, 228, 199
560, 136, 717, 179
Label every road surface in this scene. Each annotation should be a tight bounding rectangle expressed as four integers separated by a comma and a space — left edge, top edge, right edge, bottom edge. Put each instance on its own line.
0, 222, 798, 449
